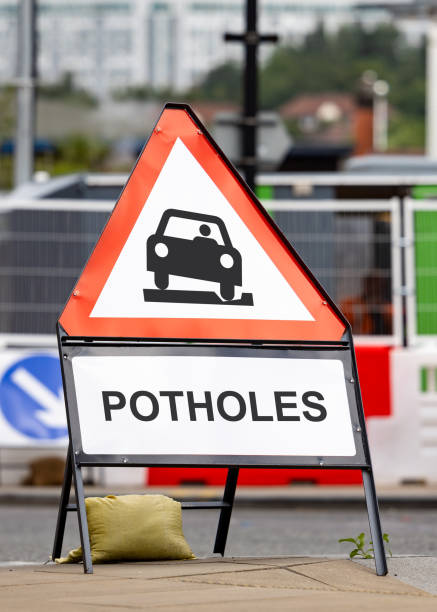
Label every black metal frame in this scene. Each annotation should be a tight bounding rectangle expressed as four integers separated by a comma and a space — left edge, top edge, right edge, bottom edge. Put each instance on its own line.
53, 327, 387, 576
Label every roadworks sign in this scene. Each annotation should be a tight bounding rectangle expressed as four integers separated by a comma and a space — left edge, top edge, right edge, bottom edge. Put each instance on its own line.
59, 103, 346, 341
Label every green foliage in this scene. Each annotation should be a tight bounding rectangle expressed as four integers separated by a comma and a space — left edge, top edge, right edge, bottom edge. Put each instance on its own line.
111, 22, 425, 151
55, 133, 109, 172
0, 86, 15, 141
0, 132, 112, 190
177, 22, 425, 150
186, 62, 242, 103
112, 84, 154, 101
259, 22, 424, 120
39, 73, 98, 107
0, 20, 427, 191
0, 155, 13, 191
339, 532, 392, 559
31, 133, 111, 181
112, 84, 176, 102
0, 86, 16, 190
197, 22, 424, 150
389, 113, 425, 150
115, 61, 242, 104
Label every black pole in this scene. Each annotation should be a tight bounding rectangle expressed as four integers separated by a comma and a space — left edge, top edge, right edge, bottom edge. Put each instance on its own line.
225, 0, 278, 193
243, 0, 258, 191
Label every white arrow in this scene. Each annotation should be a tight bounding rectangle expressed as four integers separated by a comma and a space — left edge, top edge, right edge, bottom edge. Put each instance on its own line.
11, 367, 66, 428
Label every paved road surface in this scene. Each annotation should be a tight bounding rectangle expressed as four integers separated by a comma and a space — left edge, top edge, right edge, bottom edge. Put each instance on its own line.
1, 505, 435, 563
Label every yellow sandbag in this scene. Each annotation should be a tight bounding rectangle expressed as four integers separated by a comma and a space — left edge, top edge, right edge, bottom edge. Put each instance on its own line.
56, 494, 195, 564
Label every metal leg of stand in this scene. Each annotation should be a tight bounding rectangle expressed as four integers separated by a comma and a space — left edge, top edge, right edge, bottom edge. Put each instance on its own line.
213, 467, 239, 555
362, 469, 388, 576
72, 457, 93, 574
52, 445, 73, 561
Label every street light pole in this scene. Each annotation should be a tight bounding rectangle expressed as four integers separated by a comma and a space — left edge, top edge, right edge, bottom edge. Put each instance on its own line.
14, 0, 37, 187
225, 0, 278, 192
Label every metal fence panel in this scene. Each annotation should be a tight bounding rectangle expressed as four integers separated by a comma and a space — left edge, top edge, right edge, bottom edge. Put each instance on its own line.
0, 198, 399, 343
0, 201, 112, 339
267, 200, 399, 341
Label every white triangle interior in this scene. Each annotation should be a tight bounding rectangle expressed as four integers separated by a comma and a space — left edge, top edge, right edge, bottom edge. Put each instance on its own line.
90, 138, 314, 322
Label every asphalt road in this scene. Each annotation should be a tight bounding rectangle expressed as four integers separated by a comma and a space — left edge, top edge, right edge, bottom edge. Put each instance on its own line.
1, 505, 436, 563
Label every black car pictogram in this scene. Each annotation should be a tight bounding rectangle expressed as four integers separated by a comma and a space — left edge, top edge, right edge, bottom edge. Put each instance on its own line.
147, 209, 242, 300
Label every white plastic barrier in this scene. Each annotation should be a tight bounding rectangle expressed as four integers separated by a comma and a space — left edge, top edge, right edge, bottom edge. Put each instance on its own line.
368, 346, 437, 485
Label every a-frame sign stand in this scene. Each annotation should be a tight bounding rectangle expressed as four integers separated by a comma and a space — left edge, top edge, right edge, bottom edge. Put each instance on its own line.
52, 103, 387, 577
52, 427, 240, 574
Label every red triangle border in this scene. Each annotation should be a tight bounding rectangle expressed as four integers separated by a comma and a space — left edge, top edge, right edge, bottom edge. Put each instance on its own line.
59, 104, 347, 342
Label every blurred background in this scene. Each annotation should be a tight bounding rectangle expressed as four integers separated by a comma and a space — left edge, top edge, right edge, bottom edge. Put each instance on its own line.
1, 0, 437, 492
0, 0, 431, 188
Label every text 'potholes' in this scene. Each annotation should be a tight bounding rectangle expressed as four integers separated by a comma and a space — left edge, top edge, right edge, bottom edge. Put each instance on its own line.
102, 390, 327, 423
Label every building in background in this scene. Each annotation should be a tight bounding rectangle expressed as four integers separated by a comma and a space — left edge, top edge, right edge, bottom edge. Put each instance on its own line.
280, 92, 356, 144
0, 0, 424, 99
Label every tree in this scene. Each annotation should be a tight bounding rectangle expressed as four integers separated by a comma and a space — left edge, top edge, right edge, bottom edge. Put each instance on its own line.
0, 86, 15, 142
39, 72, 98, 107
186, 62, 242, 103
259, 22, 424, 114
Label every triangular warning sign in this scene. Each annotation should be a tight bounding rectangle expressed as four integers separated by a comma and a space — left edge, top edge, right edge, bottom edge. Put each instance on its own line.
59, 104, 346, 341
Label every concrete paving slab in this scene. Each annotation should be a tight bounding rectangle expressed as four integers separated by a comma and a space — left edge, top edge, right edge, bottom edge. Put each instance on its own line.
2, 556, 436, 612
180, 566, 335, 590
1, 576, 216, 608
39, 557, 332, 579
222, 555, 327, 567
357, 557, 437, 596
0, 564, 122, 586
41, 558, 275, 579
152, 591, 437, 612
46, 584, 314, 611
3, 588, 437, 612
63, 586, 326, 610
295, 558, 432, 596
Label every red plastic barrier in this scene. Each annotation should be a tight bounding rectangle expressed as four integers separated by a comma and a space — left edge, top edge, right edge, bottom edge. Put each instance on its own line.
148, 466, 364, 486
354, 345, 392, 418
147, 345, 392, 486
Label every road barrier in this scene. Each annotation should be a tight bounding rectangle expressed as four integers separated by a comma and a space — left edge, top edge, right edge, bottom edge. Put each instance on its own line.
0, 191, 435, 486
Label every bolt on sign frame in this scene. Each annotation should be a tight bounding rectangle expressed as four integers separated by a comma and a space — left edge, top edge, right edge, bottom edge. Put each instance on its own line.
52, 103, 387, 576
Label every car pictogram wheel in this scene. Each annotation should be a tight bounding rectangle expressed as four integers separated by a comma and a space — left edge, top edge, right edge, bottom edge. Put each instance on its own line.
220, 283, 235, 301
155, 271, 169, 290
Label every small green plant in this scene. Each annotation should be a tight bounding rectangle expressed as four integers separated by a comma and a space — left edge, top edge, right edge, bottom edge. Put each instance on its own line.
338, 532, 392, 559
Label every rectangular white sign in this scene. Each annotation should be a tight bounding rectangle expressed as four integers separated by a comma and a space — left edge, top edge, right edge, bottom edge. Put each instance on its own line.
71, 355, 356, 457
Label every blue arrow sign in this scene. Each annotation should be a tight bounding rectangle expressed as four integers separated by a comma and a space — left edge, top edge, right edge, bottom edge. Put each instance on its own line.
0, 354, 67, 440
